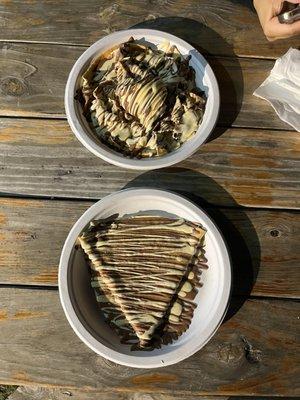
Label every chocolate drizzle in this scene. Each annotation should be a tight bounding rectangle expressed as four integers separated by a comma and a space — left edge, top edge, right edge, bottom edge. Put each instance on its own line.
78, 215, 207, 350
78, 38, 206, 158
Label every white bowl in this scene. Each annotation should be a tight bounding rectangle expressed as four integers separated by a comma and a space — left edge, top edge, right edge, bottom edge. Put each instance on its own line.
59, 188, 231, 368
65, 29, 220, 170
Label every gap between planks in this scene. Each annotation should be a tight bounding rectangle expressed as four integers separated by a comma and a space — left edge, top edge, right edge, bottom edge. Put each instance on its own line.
0, 284, 298, 303
2, 191, 300, 213
0, 287, 299, 395
0, 39, 284, 61
0, 114, 293, 133
0, 196, 299, 298
6, 386, 300, 400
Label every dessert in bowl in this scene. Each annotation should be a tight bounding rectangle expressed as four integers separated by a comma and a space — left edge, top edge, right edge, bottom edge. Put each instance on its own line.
59, 189, 231, 368
65, 29, 219, 170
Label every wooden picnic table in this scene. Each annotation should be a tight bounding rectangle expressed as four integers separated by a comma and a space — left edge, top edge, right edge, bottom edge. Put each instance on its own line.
0, 1, 299, 399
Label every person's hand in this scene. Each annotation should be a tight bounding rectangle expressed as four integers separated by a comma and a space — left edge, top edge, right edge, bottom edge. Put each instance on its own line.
254, 0, 300, 40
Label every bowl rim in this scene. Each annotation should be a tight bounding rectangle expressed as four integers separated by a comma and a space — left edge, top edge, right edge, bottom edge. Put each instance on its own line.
58, 188, 232, 368
65, 29, 220, 170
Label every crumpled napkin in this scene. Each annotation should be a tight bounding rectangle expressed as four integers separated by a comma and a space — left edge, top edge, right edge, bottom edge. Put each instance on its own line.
253, 48, 300, 132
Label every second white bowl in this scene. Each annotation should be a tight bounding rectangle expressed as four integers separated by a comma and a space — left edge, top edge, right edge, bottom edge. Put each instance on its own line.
59, 189, 231, 368
65, 29, 220, 170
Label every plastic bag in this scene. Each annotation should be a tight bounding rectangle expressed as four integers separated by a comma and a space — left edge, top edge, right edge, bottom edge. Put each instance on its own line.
253, 48, 300, 132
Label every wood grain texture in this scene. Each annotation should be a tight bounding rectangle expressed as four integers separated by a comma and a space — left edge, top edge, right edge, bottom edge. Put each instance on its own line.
0, 118, 299, 209
0, 287, 299, 396
9, 386, 289, 400
0, 197, 299, 298
0, 42, 292, 131
0, 1, 298, 58
0, 43, 80, 118
8, 386, 226, 400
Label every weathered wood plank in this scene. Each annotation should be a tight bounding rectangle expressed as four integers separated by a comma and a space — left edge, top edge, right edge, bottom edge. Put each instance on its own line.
0, 43, 79, 119
0, 118, 299, 209
9, 388, 294, 400
0, 288, 299, 396
8, 386, 227, 400
0, 1, 298, 59
0, 42, 292, 130
0, 197, 299, 298
10, 386, 289, 400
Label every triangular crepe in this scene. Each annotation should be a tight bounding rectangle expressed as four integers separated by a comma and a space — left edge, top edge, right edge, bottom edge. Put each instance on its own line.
78, 215, 206, 348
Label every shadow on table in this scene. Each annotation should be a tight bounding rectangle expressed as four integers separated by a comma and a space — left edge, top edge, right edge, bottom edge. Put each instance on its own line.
131, 17, 244, 141
123, 168, 260, 321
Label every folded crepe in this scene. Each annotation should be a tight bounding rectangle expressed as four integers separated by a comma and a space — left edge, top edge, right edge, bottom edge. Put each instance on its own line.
78, 215, 207, 349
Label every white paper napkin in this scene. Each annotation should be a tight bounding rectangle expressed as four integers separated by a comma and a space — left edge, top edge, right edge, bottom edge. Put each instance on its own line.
253, 48, 300, 132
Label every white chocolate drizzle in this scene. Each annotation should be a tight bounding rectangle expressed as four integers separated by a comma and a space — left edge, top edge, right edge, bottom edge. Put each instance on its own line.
79, 38, 206, 158
79, 215, 206, 347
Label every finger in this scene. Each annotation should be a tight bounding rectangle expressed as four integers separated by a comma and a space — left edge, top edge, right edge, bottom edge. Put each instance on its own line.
266, 18, 300, 39
272, 0, 284, 15
273, 0, 300, 16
